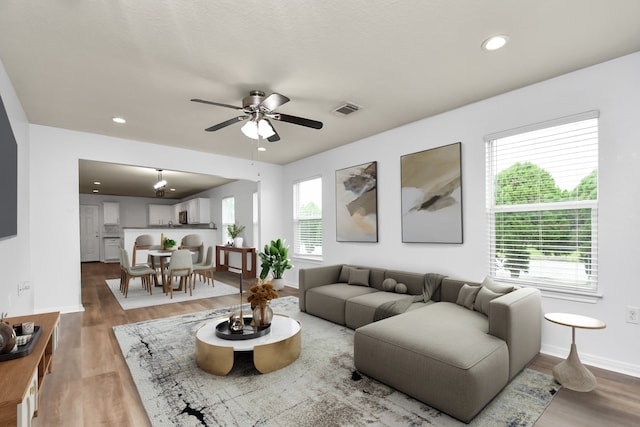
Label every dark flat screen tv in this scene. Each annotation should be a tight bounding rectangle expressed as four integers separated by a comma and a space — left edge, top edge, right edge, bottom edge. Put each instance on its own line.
0, 94, 18, 239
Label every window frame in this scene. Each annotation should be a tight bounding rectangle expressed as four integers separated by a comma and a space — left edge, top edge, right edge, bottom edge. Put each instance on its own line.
485, 111, 601, 300
292, 176, 323, 260
221, 196, 235, 244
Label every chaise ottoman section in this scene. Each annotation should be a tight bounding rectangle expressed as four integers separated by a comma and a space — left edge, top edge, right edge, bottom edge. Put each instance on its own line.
354, 304, 510, 423
305, 283, 378, 325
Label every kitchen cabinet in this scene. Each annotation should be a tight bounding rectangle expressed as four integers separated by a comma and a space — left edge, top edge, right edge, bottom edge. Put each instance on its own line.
103, 238, 121, 263
148, 204, 174, 225
187, 198, 211, 224
103, 202, 120, 225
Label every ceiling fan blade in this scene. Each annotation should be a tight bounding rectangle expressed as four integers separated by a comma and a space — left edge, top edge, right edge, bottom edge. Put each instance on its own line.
205, 115, 248, 132
265, 120, 280, 142
275, 113, 323, 130
191, 98, 244, 111
260, 93, 290, 111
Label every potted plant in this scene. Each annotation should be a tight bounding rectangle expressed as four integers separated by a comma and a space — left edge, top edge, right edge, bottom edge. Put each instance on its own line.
227, 223, 245, 247
162, 237, 176, 250
258, 238, 293, 290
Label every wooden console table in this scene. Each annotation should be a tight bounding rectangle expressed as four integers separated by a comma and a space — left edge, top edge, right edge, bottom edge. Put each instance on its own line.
215, 245, 257, 279
0, 311, 60, 426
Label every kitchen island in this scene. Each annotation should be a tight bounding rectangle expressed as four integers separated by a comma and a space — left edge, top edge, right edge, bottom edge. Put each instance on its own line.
122, 227, 218, 265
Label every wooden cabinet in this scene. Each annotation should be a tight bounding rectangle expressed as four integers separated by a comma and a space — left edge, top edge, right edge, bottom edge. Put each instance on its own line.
103, 202, 120, 225
0, 312, 60, 426
148, 204, 174, 225
215, 245, 256, 279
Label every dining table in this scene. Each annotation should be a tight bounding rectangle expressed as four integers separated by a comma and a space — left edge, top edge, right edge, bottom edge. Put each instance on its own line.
148, 249, 175, 292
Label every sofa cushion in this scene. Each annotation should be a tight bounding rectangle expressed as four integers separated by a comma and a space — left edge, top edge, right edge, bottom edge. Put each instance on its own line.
394, 283, 407, 294
474, 286, 502, 315
481, 276, 513, 294
306, 283, 378, 325
473, 277, 514, 315
456, 284, 481, 310
338, 265, 351, 283
349, 268, 370, 286
345, 292, 431, 329
382, 278, 397, 291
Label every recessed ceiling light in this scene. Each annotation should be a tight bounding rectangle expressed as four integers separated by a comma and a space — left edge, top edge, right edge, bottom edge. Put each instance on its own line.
92, 189, 99, 193
257, 146, 267, 152
482, 35, 509, 51
112, 117, 126, 124
170, 188, 176, 192
93, 181, 101, 185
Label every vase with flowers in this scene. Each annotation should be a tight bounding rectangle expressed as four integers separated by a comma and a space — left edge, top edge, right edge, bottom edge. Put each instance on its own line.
247, 280, 279, 329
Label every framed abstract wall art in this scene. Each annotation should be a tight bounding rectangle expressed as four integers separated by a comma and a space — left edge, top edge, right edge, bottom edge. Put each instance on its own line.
400, 142, 463, 243
335, 161, 378, 242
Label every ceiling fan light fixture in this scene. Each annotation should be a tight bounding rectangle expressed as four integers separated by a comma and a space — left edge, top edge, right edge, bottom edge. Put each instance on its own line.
241, 120, 259, 139
258, 119, 275, 138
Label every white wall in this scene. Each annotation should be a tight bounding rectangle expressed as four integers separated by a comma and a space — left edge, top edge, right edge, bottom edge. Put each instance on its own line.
27, 125, 282, 314
192, 180, 259, 247
283, 52, 640, 376
0, 59, 32, 316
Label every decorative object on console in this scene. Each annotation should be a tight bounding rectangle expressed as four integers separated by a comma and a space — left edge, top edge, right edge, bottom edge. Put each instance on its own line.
401, 142, 463, 243
227, 223, 245, 247
336, 161, 378, 242
258, 238, 293, 290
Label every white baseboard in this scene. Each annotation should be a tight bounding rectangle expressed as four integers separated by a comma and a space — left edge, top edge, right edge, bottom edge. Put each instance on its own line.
541, 344, 640, 378
35, 304, 85, 314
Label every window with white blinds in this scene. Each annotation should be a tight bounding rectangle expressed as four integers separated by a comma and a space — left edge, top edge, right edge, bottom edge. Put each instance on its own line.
293, 177, 322, 258
485, 112, 599, 292
221, 196, 235, 244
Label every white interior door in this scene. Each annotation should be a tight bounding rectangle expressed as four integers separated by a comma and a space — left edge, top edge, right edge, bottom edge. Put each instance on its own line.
80, 205, 100, 262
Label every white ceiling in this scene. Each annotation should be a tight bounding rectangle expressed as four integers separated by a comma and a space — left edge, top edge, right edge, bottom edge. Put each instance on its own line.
1, 1, 640, 195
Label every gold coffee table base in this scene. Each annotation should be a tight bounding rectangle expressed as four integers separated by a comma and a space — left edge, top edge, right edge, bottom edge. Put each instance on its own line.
195, 315, 301, 375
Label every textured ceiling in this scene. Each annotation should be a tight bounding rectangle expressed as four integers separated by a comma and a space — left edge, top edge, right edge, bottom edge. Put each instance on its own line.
1, 1, 640, 195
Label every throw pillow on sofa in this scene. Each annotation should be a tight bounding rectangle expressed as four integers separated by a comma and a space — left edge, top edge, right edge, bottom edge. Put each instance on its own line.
349, 269, 370, 286
456, 284, 481, 310
473, 276, 514, 315
394, 283, 408, 294
338, 266, 352, 283
382, 278, 397, 291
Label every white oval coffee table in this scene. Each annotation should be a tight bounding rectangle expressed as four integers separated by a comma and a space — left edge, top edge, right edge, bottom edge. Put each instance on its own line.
544, 312, 606, 392
195, 314, 301, 375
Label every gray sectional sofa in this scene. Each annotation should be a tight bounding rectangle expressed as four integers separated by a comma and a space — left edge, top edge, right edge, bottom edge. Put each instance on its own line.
298, 264, 542, 423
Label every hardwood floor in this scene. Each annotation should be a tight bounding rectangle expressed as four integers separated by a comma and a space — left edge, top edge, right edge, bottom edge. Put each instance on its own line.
32, 262, 638, 426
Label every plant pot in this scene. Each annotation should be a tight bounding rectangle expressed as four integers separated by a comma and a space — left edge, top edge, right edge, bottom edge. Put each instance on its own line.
272, 278, 286, 291
233, 237, 244, 248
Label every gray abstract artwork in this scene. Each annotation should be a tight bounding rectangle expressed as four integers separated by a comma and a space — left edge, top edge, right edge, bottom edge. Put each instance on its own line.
401, 142, 463, 243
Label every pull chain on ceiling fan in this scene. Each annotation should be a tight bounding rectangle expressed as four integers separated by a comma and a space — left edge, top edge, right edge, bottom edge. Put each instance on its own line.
191, 90, 323, 143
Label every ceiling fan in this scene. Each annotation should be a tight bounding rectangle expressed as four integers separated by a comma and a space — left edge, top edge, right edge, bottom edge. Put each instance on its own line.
191, 90, 323, 142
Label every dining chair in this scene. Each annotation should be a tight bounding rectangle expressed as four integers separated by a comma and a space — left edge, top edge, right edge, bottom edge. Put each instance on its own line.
193, 246, 215, 286
179, 234, 204, 264
132, 234, 154, 267
166, 249, 194, 299
119, 248, 156, 297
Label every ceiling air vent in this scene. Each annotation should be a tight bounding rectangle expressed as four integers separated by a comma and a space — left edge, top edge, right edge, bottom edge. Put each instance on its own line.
332, 102, 361, 116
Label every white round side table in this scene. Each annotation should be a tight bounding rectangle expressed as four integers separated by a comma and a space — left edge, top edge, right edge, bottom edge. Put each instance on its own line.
544, 312, 606, 392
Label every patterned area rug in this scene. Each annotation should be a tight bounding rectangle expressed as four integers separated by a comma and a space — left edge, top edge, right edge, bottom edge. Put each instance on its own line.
105, 278, 239, 310
113, 296, 559, 426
